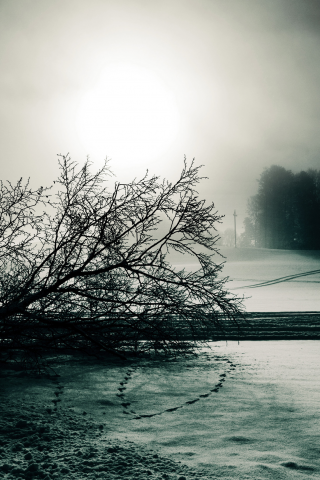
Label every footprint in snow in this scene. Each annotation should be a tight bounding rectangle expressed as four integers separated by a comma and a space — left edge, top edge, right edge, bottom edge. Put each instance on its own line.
165, 407, 181, 412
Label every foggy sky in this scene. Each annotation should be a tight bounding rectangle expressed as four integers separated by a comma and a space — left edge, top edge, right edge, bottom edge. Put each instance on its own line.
1, 0, 320, 230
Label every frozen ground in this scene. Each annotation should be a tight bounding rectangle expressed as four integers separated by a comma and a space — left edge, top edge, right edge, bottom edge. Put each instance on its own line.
1, 341, 320, 479
0, 354, 209, 480
174, 247, 320, 312
220, 247, 320, 312
1, 248, 320, 479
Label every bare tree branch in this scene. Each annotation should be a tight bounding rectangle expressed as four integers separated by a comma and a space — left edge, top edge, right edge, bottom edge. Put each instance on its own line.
0, 154, 244, 364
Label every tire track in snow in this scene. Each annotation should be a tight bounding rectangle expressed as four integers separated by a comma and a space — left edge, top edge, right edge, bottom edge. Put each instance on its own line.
230, 268, 320, 289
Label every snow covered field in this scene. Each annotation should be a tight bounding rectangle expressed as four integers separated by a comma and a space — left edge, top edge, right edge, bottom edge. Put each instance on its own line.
1, 248, 320, 479
1, 341, 320, 479
219, 247, 320, 312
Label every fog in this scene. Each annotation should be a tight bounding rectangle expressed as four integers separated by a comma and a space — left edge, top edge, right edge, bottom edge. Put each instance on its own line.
1, 0, 320, 229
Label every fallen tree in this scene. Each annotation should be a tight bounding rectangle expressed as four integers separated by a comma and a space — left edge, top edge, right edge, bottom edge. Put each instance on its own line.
0, 154, 244, 364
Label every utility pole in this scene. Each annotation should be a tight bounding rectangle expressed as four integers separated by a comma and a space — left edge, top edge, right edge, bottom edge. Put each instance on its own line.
233, 209, 237, 248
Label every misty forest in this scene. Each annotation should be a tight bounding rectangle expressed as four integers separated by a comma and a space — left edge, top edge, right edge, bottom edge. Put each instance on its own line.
240, 165, 320, 250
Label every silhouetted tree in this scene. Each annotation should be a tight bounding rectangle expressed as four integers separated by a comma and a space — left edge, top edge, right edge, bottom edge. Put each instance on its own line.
256, 166, 295, 248
243, 165, 320, 249
293, 170, 320, 249
238, 217, 255, 247
0, 155, 244, 364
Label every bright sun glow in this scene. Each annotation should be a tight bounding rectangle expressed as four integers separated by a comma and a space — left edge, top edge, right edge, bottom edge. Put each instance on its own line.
76, 64, 180, 174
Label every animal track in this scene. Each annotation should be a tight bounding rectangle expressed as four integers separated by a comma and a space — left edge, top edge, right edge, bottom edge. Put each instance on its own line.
127, 357, 237, 420
51, 381, 65, 409
186, 399, 200, 405
115, 366, 139, 410
165, 406, 182, 412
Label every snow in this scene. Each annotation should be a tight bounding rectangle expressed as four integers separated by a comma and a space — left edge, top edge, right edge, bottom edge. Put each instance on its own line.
0, 355, 211, 480
219, 247, 320, 312
1, 247, 320, 479
1, 342, 320, 479
173, 247, 320, 311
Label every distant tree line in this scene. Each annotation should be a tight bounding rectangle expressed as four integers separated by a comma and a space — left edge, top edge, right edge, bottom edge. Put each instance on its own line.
241, 165, 320, 249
